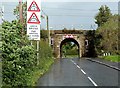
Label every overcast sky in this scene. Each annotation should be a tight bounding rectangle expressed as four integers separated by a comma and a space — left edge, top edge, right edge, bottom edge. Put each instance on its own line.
0, 1, 119, 30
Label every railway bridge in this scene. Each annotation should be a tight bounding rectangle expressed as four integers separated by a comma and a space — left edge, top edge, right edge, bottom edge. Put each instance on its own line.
50, 30, 94, 58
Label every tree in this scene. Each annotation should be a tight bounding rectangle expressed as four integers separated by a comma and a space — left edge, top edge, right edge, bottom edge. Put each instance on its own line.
95, 5, 112, 27
95, 15, 119, 55
14, 2, 26, 22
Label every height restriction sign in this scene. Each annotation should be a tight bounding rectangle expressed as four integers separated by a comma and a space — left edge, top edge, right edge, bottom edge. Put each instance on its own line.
27, 0, 41, 40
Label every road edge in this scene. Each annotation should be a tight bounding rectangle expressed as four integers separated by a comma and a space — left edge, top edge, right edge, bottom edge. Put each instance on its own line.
86, 58, 120, 71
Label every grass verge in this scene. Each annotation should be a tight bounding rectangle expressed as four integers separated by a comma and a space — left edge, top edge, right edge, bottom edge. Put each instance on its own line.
0, 62, 2, 88
99, 55, 120, 62
26, 58, 54, 86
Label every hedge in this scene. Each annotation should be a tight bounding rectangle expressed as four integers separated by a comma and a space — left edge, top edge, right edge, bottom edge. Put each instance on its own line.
1, 21, 54, 87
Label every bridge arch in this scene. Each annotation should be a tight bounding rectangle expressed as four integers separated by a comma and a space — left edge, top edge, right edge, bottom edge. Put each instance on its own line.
51, 30, 87, 58
60, 38, 80, 58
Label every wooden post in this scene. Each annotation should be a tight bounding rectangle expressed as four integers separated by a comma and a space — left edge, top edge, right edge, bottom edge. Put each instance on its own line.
19, 0, 24, 35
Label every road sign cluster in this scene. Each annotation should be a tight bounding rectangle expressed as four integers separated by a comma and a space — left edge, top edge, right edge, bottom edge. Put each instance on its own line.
27, 0, 41, 40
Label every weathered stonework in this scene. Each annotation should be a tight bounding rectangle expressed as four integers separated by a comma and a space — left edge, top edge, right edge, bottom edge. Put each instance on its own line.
50, 30, 88, 59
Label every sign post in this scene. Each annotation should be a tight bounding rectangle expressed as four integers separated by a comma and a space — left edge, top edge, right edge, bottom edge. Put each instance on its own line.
27, 0, 41, 65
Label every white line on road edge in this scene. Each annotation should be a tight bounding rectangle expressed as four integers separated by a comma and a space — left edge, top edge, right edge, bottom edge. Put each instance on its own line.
81, 69, 86, 74
88, 77, 98, 86
86, 58, 120, 71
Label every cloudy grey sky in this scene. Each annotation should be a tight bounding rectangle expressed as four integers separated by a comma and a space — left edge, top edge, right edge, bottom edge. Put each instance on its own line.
0, 1, 118, 30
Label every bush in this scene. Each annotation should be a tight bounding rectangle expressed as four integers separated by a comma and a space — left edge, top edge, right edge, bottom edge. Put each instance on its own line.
66, 49, 78, 55
1, 21, 36, 86
1, 21, 54, 87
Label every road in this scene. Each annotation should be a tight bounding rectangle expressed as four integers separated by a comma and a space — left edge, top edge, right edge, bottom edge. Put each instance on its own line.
37, 58, 119, 86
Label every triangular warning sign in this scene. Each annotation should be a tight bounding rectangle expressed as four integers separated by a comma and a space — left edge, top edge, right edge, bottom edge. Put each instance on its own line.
28, 13, 40, 24
28, 1, 40, 12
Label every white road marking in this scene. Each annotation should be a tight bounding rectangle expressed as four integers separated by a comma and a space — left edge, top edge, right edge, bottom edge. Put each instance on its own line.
81, 69, 86, 75
71, 60, 77, 65
77, 65, 81, 69
74, 62, 77, 65
71, 60, 74, 63
88, 77, 98, 86
71, 59, 98, 86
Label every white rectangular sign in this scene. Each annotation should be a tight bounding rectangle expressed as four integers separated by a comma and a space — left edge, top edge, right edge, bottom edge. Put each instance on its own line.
27, 0, 41, 40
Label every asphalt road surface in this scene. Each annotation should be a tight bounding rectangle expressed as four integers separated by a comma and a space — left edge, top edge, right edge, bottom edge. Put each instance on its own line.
37, 58, 119, 86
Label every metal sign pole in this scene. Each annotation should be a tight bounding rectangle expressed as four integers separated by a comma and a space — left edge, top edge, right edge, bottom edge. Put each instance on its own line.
37, 41, 39, 65
31, 41, 32, 45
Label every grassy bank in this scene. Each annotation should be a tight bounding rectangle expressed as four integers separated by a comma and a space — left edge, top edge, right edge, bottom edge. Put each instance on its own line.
26, 40, 54, 86
99, 55, 120, 62
26, 58, 54, 86
0, 62, 1, 88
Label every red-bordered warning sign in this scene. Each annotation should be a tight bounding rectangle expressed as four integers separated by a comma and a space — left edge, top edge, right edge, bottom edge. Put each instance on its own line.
28, 13, 40, 24
64, 35, 74, 38
28, 1, 40, 12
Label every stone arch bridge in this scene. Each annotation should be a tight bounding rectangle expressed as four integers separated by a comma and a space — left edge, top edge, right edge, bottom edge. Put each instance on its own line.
50, 30, 95, 58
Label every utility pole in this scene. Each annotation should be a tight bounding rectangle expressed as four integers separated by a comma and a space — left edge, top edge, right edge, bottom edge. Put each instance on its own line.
46, 15, 50, 46
41, 10, 50, 45
19, 0, 24, 35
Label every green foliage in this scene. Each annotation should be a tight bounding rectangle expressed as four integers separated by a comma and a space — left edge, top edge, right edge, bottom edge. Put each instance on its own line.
1, 20, 54, 86
100, 55, 120, 62
66, 49, 78, 55
95, 5, 112, 27
40, 30, 48, 40
62, 42, 78, 57
27, 40, 54, 86
1, 1, 53, 87
0, 62, 1, 88
1, 21, 36, 86
14, 2, 27, 22
95, 15, 119, 55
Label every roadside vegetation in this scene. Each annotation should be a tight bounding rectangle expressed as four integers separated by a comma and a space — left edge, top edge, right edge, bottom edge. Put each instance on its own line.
94, 5, 120, 62
0, 25, 2, 87
99, 55, 120, 62
1, 20, 54, 86
1, 1, 54, 87
61, 41, 79, 58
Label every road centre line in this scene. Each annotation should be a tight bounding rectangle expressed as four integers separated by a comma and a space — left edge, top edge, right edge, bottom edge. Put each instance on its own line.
70, 59, 98, 86
81, 69, 86, 75
71, 60, 77, 65
77, 65, 81, 69
88, 77, 98, 86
